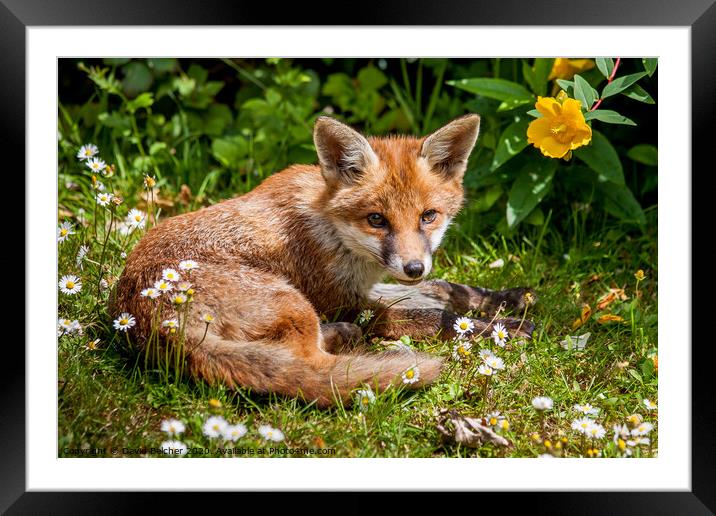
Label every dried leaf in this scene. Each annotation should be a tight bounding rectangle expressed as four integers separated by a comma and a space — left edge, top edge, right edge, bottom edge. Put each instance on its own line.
597, 314, 624, 324
436, 409, 512, 448
560, 332, 591, 350
179, 184, 193, 206
488, 258, 505, 269
596, 288, 628, 311
571, 304, 592, 330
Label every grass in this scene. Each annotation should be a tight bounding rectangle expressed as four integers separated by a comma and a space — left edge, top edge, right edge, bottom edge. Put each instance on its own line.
58, 173, 658, 458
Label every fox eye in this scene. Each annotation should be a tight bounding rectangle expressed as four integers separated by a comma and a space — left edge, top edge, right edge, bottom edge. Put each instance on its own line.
367, 213, 387, 228
421, 209, 437, 224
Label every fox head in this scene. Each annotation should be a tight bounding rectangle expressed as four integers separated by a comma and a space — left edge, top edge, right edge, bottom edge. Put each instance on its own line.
314, 114, 480, 285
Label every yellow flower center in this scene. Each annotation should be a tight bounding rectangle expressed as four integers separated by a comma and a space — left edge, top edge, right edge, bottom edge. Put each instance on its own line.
544, 440, 552, 448
213, 425, 219, 431
60, 229, 68, 236
66, 281, 75, 289
120, 318, 128, 325
187, 288, 195, 296
63, 319, 71, 325
405, 369, 414, 379
362, 396, 370, 405
134, 215, 141, 222
501, 420, 509, 430
618, 439, 626, 450
489, 417, 497, 425
459, 322, 468, 330
497, 331, 505, 339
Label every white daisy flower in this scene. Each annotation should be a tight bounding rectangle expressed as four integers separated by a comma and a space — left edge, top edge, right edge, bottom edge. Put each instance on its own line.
57, 221, 75, 243
532, 396, 554, 411
99, 278, 109, 291
76, 245, 89, 268
451, 340, 473, 361
126, 209, 146, 229
626, 413, 643, 427
162, 319, 179, 330
162, 268, 181, 282
586, 422, 606, 440
93, 180, 105, 192
485, 355, 505, 371
154, 279, 174, 293
453, 316, 474, 336
160, 418, 186, 436
477, 364, 494, 376
258, 424, 285, 442
643, 399, 657, 410
223, 423, 248, 441
571, 417, 594, 435
202, 314, 215, 324
57, 318, 80, 335
85, 338, 100, 350
77, 143, 99, 161
486, 411, 508, 430
203, 416, 228, 438
143, 175, 156, 189
357, 309, 374, 325
492, 322, 509, 347
178, 260, 199, 271
160, 440, 188, 456
478, 348, 497, 362
574, 403, 600, 417
355, 388, 376, 410
176, 281, 193, 292
613, 423, 630, 443
631, 422, 654, 436
120, 252, 127, 259
401, 366, 420, 384
171, 293, 187, 305
113, 313, 136, 332
538, 453, 555, 458
96, 192, 113, 206
139, 287, 159, 299
58, 275, 82, 295
86, 157, 107, 173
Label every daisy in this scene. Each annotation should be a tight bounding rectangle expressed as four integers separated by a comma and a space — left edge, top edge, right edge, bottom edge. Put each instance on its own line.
76, 143, 98, 161
86, 157, 107, 173
477, 364, 493, 376
492, 322, 509, 347
628, 437, 651, 447
160, 418, 186, 437
143, 175, 156, 189
178, 260, 199, 271
451, 340, 472, 361
85, 338, 100, 350
58, 275, 82, 295
532, 396, 553, 411
357, 309, 374, 325
401, 366, 420, 384
57, 221, 75, 243
92, 180, 105, 192
162, 319, 179, 331
613, 423, 630, 443
160, 440, 188, 456
76, 245, 89, 268
154, 279, 174, 293
171, 293, 187, 305
571, 417, 594, 435
57, 318, 79, 334
202, 314, 215, 324
176, 281, 193, 292
208, 398, 222, 409
631, 422, 654, 436
140, 287, 161, 299
586, 422, 606, 440
626, 414, 643, 427
126, 209, 146, 229
355, 388, 376, 410
203, 416, 228, 438
478, 348, 496, 362
162, 268, 181, 282
484, 355, 505, 371
223, 423, 248, 441
113, 313, 136, 332
574, 403, 600, 417
258, 424, 285, 442
453, 316, 474, 336
643, 399, 657, 410
538, 453, 555, 459
96, 192, 113, 206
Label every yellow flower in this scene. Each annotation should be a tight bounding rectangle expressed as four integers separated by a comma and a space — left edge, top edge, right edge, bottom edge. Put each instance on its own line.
209, 398, 222, 409
634, 269, 646, 281
548, 58, 595, 81
527, 94, 592, 159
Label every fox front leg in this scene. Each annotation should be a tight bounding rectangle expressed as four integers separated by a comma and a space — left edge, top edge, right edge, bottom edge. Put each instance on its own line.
368, 306, 535, 342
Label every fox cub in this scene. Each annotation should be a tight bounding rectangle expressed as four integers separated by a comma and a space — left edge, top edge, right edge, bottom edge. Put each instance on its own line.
112, 114, 535, 406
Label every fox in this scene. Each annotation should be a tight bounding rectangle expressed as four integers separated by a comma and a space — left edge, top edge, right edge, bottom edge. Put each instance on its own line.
111, 114, 535, 407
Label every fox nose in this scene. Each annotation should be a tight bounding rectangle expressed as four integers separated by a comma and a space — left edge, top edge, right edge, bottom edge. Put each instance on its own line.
403, 260, 425, 279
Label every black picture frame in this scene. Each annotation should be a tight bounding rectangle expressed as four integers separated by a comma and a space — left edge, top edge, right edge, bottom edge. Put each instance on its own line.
6, 0, 712, 512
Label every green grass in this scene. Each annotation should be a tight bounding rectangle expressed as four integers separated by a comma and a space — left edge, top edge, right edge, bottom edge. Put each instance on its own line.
58, 185, 657, 458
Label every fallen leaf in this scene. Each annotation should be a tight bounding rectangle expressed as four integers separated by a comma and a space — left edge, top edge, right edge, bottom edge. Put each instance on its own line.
560, 332, 591, 350
571, 304, 592, 330
596, 288, 628, 311
597, 314, 624, 324
436, 409, 512, 448
488, 258, 505, 269
179, 184, 193, 205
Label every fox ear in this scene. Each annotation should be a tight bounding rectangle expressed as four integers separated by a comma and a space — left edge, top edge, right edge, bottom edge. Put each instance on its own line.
314, 117, 378, 185
421, 114, 481, 180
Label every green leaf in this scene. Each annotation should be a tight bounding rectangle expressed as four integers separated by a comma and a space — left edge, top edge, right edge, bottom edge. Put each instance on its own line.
598, 183, 646, 225
642, 58, 658, 77
126, 92, 154, 113
471, 185, 503, 213
526, 109, 541, 118
147, 58, 178, 74
149, 142, 167, 156
121, 61, 153, 97
621, 84, 655, 104
491, 118, 529, 170
601, 72, 648, 99
211, 136, 248, 167
497, 98, 533, 112
506, 159, 557, 228
524, 206, 545, 226
574, 130, 625, 185
522, 58, 554, 96
595, 57, 614, 79
103, 58, 131, 66
555, 79, 573, 96
627, 144, 658, 166
583, 109, 636, 126
573, 74, 597, 110
447, 78, 533, 101
357, 65, 388, 91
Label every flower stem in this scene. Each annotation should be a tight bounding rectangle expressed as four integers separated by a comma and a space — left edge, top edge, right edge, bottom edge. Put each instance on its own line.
590, 57, 621, 112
